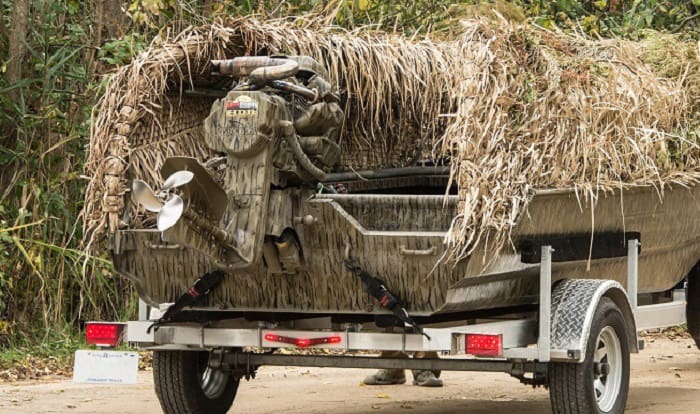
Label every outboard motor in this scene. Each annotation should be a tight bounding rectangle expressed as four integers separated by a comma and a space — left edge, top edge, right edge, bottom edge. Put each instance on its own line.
132, 56, 343, 270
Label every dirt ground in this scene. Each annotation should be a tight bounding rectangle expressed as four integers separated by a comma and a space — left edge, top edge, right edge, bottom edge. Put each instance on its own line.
0, 336, 698, 414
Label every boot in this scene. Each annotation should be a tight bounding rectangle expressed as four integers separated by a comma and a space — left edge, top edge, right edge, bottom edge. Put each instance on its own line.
412, 370, 443, 387
362, 369, 406, 385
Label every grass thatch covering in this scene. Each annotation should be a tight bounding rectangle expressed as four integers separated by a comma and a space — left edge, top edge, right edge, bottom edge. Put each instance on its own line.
441, 23, 700, 260
84, 16, 700, 260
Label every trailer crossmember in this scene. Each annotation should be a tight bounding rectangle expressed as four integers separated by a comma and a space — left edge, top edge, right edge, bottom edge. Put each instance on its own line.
217, 353, 548, 375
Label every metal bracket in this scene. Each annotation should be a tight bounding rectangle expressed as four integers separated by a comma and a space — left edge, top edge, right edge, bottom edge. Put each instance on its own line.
626, 238, 685, 331
138, 298, 149, 321
627, 239, 640, 310
538, 245, 552, 362
503, 246, 553, 362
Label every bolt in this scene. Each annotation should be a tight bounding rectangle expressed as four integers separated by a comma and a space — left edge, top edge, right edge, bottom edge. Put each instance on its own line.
294, 215, 317, 226
594, 362, 610, 377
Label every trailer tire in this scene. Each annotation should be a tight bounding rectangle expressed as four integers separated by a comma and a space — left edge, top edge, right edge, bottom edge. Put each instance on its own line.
549, 297, 630, 414
686, 265, 700, 349
153, 350, 239, 414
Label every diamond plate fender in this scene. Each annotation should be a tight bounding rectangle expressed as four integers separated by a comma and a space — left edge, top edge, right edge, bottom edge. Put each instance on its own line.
551, 279, 638, 363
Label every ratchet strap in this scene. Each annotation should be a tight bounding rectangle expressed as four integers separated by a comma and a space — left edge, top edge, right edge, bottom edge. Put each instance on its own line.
147, 270, 225, 333
344, 258, 431, 340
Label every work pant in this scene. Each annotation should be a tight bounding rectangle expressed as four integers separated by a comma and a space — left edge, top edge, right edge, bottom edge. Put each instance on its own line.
380, 350, 441, 378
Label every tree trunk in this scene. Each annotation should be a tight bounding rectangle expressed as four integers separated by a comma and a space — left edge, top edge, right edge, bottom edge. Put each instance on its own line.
3, 0, 30, 149
103, 0, 124, 39
94, 0, 103, 50
0, 0, 8, 41
6, 0, 29, 93
202, 0, 215, 17
86, 0, 103, 74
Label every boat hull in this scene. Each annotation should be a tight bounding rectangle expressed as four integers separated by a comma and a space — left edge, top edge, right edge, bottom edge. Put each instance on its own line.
112, 183, 700, 317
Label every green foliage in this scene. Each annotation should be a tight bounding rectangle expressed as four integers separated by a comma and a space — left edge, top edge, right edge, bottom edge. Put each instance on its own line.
99, 33, 149, 66
0, 323, 83, 362
0, 0, 128, 348
524, 0, 699, 38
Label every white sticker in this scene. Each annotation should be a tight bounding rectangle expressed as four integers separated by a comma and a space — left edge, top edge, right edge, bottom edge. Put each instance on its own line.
72, 350, 139, 384
226, 95, 258, 119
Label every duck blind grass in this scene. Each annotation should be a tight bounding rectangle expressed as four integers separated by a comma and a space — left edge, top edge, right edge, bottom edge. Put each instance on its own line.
84, 16, 700, 261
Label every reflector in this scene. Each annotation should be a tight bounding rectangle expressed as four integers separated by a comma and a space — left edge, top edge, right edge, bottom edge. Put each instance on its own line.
264, 333, 342, 348
157, 195, 184, 231
466, 333, 503, 357
85, 323, 124, 348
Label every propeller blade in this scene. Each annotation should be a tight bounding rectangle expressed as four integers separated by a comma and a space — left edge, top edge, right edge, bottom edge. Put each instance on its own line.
132, 180, 164, 212
157, 195, 184, 232
162, 170, 194, 191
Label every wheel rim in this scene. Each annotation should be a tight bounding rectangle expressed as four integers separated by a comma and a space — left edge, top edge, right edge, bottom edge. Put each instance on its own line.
593, 326, 623, 412
199, 362, 230, 399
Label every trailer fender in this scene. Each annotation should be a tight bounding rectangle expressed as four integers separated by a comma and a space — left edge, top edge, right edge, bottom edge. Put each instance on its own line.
551, 279, 637, 363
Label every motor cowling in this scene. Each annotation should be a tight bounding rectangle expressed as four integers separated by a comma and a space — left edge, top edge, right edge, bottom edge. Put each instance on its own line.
144, 56, 342, 270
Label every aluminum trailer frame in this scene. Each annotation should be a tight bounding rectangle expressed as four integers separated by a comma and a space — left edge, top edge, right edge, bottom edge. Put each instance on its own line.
111, 239, 692, 414
126, 240, 686, 368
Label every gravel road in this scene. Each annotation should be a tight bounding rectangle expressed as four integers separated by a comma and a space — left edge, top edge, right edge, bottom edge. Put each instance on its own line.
1, 336, 699, 413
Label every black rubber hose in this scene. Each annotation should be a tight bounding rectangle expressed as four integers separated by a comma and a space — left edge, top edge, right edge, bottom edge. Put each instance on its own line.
279, 121, 326, 182
323, 166, 450, 182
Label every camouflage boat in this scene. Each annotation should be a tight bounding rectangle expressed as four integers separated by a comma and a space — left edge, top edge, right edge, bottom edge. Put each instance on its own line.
110, 56, 700, 323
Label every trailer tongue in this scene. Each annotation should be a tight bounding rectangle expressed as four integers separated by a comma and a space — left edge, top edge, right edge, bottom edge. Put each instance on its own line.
97, 55, 700, 414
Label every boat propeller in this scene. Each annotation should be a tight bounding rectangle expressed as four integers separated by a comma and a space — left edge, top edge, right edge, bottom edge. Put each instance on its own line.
132, 170, 194, 232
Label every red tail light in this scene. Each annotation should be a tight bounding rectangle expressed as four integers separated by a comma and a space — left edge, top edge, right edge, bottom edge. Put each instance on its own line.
264, 333, 342, 348
466, 333, 503, 357
85, 323, 125, 348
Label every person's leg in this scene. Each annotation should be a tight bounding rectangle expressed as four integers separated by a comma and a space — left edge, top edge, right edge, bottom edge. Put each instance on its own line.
362, 351, 407, 385
411, 351, 443, 387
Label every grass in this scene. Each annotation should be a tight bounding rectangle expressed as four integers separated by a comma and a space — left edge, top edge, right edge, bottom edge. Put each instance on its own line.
0, 325, 83, 381
0, 322, 151, 382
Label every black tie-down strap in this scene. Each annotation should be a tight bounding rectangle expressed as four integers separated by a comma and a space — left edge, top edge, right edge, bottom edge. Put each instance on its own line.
344, 258, 431, 340
147, 270, 225, 333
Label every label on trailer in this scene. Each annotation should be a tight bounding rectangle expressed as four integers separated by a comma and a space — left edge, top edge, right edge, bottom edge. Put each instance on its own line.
72, 350, 139, 384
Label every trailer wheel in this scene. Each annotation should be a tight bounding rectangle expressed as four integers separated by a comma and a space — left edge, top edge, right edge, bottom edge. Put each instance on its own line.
153, 350, 239, 414
549, 297, 630, 414
686, 266, 700, 348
